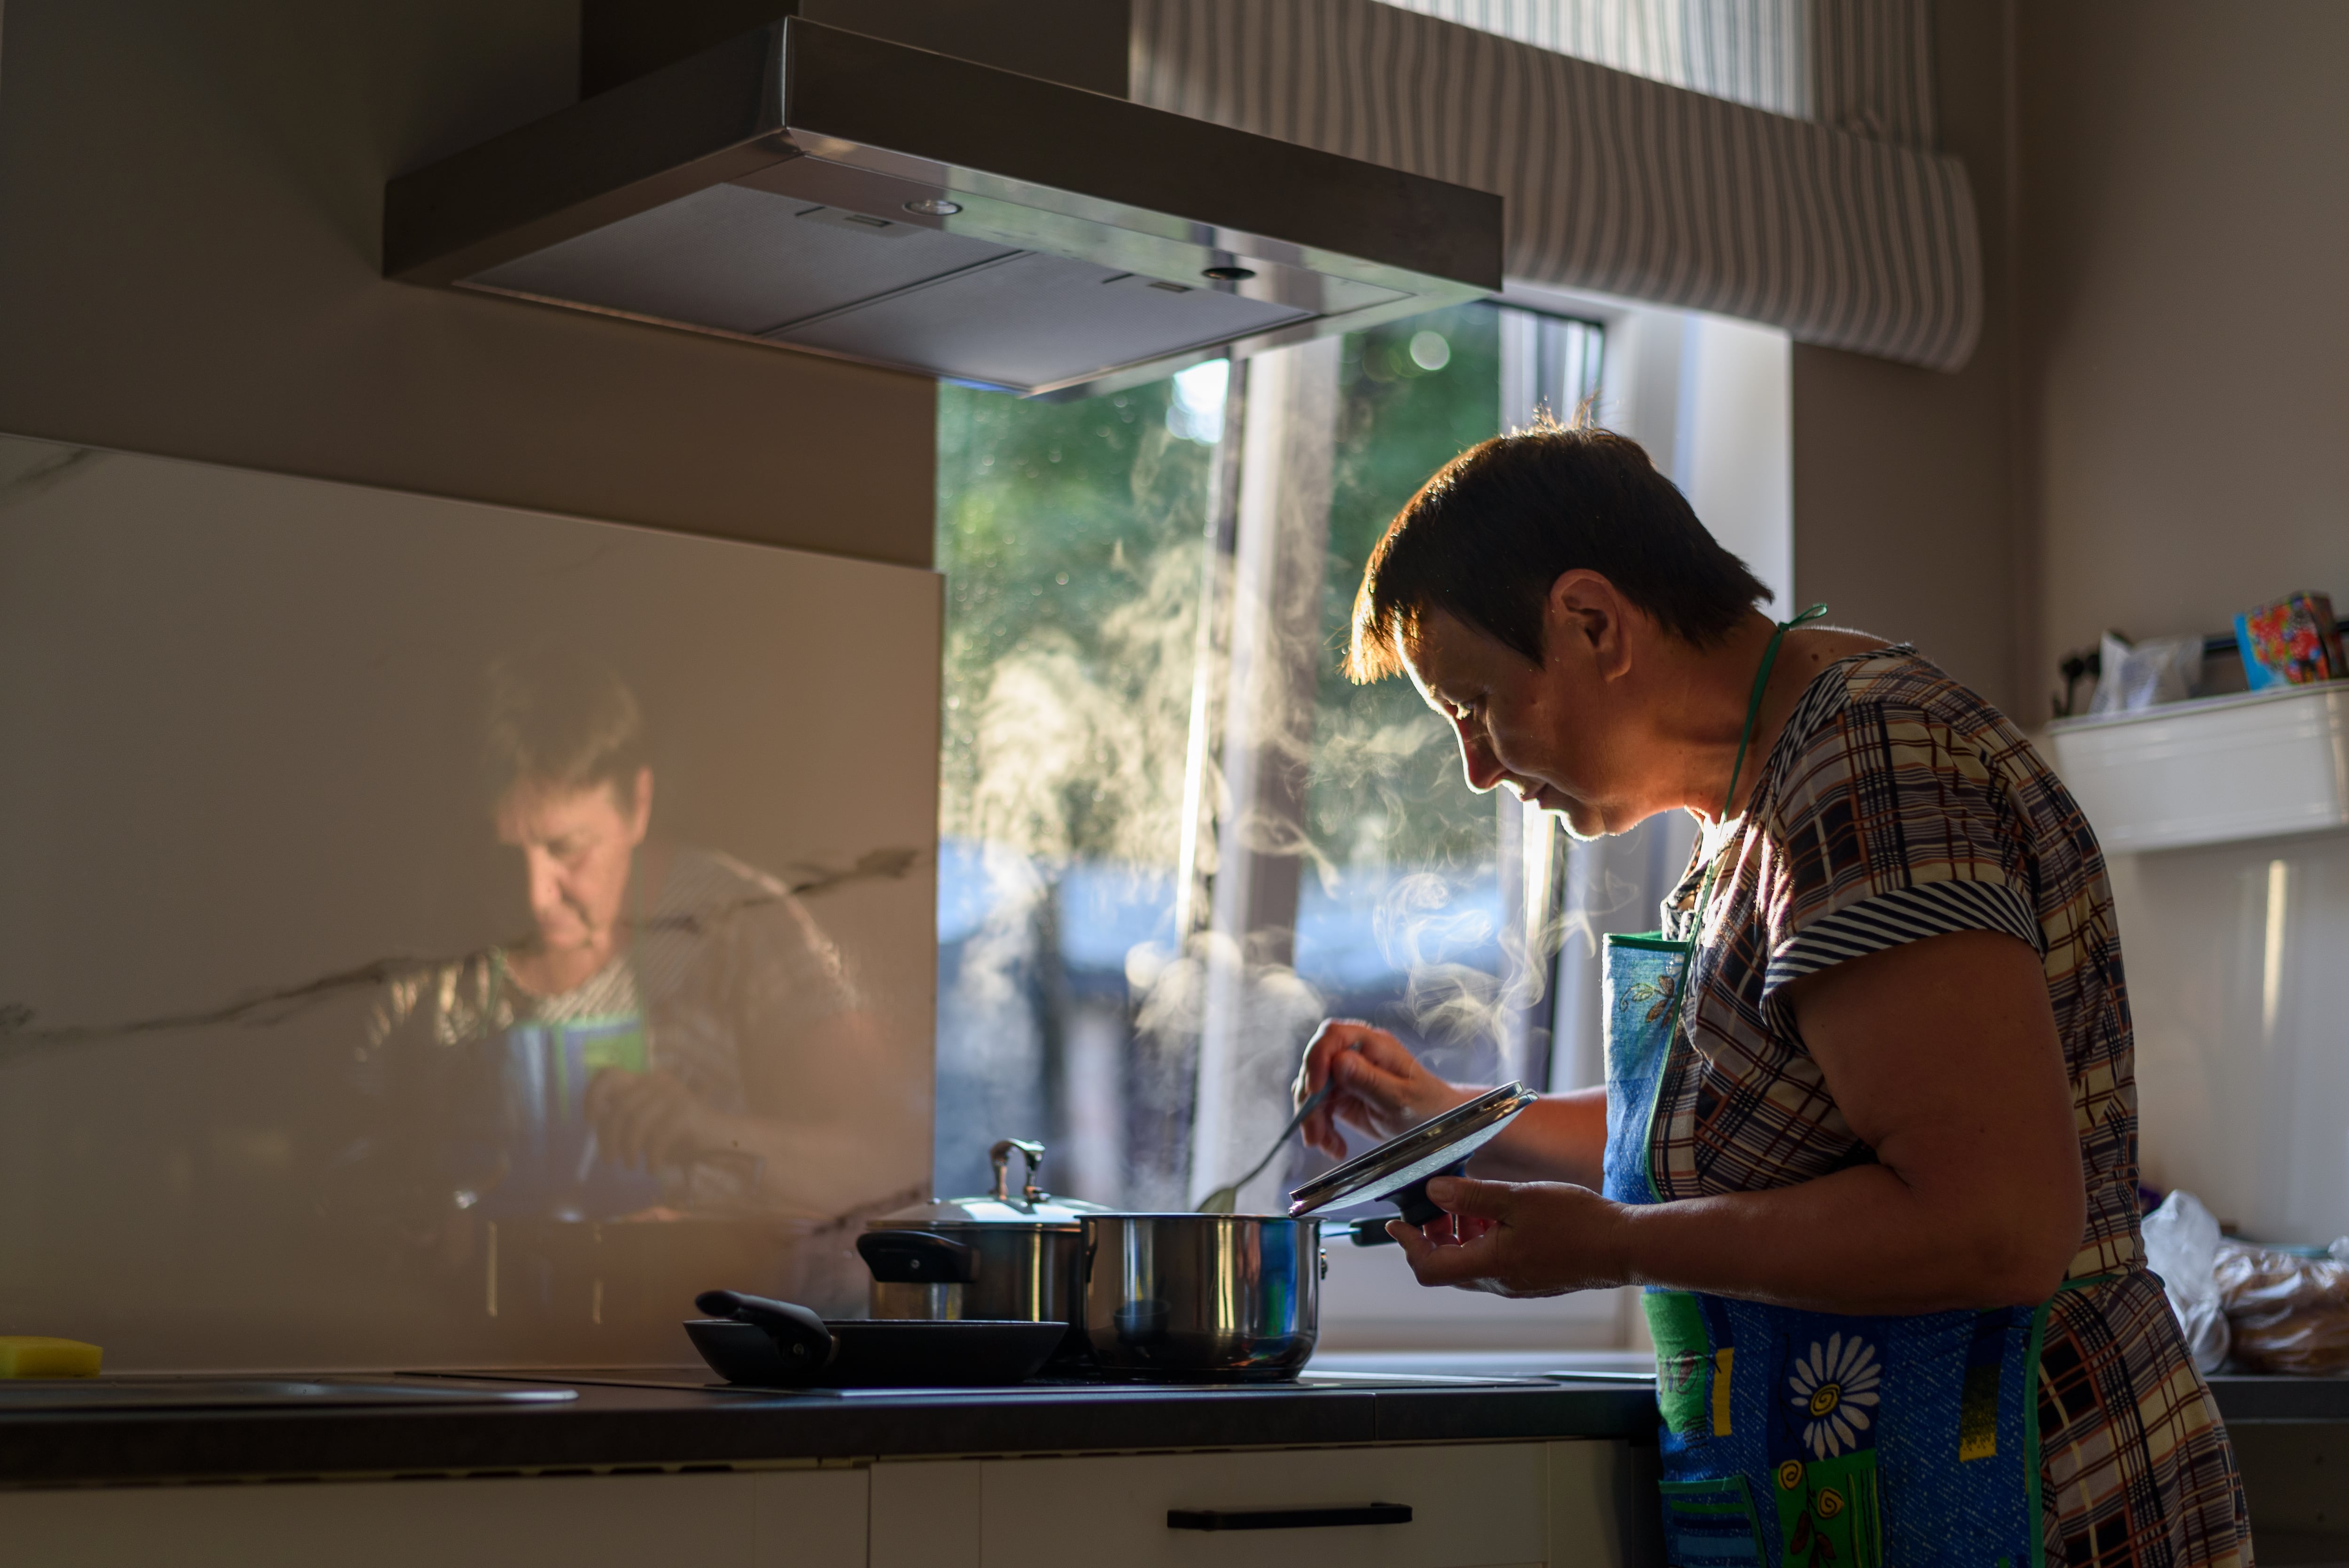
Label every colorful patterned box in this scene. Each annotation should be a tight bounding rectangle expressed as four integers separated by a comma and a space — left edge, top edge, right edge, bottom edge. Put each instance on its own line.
2235, 592, 2346, 690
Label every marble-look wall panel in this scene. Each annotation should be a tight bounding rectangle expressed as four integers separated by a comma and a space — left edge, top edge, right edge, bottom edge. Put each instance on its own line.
0, 435, 940, 1370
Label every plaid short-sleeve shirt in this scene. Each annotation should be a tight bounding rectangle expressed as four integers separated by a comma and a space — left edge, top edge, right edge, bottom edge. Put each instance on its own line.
1657, 646, 2251, 1568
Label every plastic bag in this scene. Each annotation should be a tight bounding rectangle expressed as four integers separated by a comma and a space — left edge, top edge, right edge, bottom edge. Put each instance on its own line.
2213, 1240, 2349, 1374
2087, 631, 2204, 715
2142, 1191, 2230, 1372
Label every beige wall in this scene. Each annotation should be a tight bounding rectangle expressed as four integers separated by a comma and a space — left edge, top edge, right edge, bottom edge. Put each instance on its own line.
2015, 3, 2349, 1237
0, 0, 937, 568
2019, 0, 2349, 666
1789, 0, 2025, 719
1788, 0, 2349, 726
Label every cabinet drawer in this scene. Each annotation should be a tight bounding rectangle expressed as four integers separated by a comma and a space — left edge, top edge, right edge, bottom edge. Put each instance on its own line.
978, 1443, 1547, 1568
0, 1468, 866, 1567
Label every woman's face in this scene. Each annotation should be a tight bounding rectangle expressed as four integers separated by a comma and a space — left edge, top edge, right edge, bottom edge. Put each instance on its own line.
493, 767, 654, 954
1400, 587, 1657, 840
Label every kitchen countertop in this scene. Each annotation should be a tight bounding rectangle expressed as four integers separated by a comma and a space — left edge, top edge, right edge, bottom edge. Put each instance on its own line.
2201, 1373, 2349, 1422
1, 1355, 2337, 1490
0, 1364, 1657, 1489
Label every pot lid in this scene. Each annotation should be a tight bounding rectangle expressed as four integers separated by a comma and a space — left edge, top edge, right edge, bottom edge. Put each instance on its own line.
1286, 1083, 1540, 1217
870, 1139, 1118, 1231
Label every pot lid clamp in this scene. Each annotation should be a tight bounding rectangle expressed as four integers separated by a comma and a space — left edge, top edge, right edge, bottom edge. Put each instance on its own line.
870, 1138, 1119, 1231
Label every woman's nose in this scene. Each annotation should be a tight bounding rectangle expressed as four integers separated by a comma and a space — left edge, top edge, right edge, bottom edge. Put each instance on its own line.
525, 849, 565, 913
1453, 718, 1507, 793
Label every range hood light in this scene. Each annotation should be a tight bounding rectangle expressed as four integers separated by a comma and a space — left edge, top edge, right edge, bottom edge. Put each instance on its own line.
1201, 266, 1256, 282
903, 197, 962, 217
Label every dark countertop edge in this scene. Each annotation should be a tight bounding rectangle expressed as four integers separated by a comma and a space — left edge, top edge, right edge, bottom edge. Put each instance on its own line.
1370, 1383, 1655, 1444
0, 1382, 1658, 1490
10, 1373, 2327, 1488
2207, 1374, 2349, 1423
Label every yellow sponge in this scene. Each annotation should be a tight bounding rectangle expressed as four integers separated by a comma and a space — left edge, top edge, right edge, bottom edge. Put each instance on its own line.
0, 1337, 102, 1377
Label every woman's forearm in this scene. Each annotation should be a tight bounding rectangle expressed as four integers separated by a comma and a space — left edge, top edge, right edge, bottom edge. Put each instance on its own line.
1404, 1156, 2079, 1315
1467, 1088, 1606, 1187
1610, 1163, 2074, 1314
1598, 931, 2087, 1315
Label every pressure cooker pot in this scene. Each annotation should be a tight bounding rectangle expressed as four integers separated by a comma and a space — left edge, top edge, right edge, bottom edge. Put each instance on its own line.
858, 1139, 1114, 1361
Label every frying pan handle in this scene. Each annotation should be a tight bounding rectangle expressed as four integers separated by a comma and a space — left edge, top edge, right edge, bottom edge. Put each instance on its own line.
694, 1289, 835, 1377
858, 1230, 982, 1284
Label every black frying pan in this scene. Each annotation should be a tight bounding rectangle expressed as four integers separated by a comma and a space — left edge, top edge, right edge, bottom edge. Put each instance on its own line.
688, 1290, 1065, 1389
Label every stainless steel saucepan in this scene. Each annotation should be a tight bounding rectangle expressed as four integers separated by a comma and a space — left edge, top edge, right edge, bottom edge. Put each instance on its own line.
1078, 1213, 1324, 1381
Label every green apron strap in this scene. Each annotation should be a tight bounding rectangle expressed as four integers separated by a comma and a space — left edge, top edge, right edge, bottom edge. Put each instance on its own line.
1668, 604, 1830, 1042
1719, 603, 1830, 828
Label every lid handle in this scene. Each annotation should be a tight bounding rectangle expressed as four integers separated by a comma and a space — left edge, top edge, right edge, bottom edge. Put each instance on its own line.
1383, 1158, 1470, 1227
990, 1139, 1046, 1204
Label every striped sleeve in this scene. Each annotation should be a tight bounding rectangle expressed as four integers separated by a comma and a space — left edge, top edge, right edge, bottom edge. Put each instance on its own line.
1765, 880, 2043, 991
1757, 689, 2048, 998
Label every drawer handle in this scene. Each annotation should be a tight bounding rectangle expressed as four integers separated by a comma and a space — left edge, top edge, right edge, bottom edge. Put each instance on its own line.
1166, 1503, 1413, 1531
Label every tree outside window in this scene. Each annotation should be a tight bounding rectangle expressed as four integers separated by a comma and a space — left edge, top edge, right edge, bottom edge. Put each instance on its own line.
934, 304, 1601, 1212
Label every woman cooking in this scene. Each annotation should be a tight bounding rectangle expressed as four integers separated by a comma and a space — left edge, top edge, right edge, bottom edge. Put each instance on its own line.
1296, 419, 2250, 1568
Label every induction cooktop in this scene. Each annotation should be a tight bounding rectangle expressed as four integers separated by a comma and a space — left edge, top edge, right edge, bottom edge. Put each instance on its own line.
0, 1375, 580, 1412
418, 1365, 1627, 1399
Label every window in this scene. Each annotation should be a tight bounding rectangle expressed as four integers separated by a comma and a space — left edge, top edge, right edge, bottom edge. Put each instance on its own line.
934, 305, 1602, 1214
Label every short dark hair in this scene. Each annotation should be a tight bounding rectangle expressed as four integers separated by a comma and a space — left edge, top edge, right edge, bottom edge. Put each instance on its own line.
481, 650, 649, 809
1346, 418, 1771, 682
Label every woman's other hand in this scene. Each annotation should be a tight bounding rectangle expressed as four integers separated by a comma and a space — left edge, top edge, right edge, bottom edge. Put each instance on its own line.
1293, 1020, 1476, 1160
1389, 1175, 1631, 1296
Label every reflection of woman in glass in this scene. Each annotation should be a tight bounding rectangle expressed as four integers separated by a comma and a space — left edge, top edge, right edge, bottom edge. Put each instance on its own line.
365, 652, 887, 1224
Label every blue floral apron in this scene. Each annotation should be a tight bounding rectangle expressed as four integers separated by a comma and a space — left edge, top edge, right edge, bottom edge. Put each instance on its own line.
1600, 608, 2060, 1568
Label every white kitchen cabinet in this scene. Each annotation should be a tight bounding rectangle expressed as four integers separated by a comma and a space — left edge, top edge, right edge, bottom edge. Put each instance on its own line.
869, 1440, 1654, 1568
0, 1439, 1651, 1568
2047, 683, 2349, 852
0, 1466, 867, 1568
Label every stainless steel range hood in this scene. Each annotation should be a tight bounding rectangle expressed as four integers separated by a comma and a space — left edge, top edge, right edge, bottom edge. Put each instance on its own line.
384, 16, 1502, 396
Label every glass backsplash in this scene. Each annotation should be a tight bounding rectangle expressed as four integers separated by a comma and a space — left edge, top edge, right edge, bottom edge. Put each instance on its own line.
0, 435, 940, 1370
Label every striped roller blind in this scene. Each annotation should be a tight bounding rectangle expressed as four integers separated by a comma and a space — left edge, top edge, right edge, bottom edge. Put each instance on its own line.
1383, 0, 1812, 122
1132, 0, 1980, 372
1381, 0, 1936, 147
1809, 0, 1937, 147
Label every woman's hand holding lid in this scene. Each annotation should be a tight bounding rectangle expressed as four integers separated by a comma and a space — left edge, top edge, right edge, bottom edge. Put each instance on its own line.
1387, 1175, 1631, 1296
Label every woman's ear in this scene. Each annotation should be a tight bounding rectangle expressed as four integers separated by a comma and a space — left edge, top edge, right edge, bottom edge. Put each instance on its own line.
626, 766, 655, 840
1547, 570, 1634, 679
